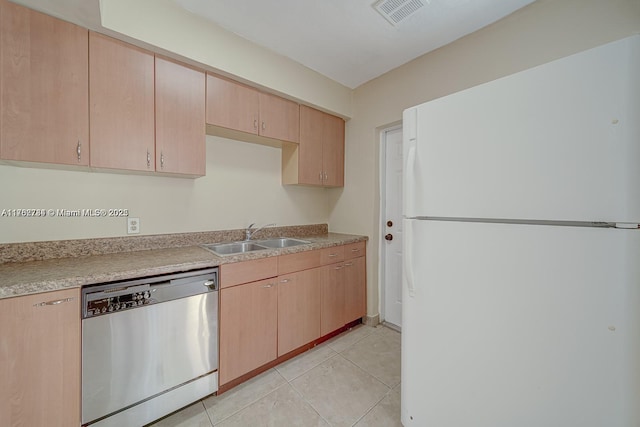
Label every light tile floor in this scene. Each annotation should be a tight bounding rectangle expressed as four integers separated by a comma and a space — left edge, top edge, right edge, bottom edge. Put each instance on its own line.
149, 324, 402, 427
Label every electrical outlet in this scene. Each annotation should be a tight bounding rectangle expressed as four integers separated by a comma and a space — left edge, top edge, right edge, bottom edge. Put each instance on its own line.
127, 217, 140, 234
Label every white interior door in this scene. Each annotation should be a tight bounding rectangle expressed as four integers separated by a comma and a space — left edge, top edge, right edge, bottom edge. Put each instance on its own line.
382, 126, 403, 328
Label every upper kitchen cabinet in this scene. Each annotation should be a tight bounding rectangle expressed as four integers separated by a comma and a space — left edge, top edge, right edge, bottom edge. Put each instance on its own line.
258, 92, 299, 143
206, 73, 259, 135
155, 57, 206, 177
89, 32, 155, 172
206, 74, 299, 144
0, 0, 88, 165
282, 105, 345, 187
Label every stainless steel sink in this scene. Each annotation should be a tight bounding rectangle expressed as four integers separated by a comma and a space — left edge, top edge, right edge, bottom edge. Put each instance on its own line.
255, 238, 311, 248
202, 241, 268, 256
201, 238, 311, 256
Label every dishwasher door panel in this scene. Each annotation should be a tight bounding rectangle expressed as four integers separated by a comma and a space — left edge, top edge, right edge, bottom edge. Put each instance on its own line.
82, 292, 218, 424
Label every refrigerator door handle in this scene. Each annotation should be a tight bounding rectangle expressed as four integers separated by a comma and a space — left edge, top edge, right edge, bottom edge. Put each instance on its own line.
404, 143, 417, 217
404, 220, 416, 297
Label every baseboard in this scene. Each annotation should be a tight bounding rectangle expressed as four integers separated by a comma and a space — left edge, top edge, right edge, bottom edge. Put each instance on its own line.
363, 314, 380, 326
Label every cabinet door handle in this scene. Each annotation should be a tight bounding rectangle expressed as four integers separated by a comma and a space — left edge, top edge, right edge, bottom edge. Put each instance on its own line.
34, 297, 74, 307
261, 283, 275, 288
319, 172, 323, 182
261, 121, 266, 131
254, 119, 258, 130
324, 172, 328, 181
147, 149, 151, 169
160, 152, 165, 169
280, 279, 291, 283
76, 140, 81, 162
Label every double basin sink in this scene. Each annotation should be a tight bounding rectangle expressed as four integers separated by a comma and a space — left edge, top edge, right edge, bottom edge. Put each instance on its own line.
202, 238, 311, 256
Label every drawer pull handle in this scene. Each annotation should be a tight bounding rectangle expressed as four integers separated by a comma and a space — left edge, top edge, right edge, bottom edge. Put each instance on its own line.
280, 279, 291, 283
328, 253, 338, 257
344, 262, 354, 267
335, 266, 343, 270
34, 297, 74, 307
261, 283, 275, 288
351, 248, 360, 252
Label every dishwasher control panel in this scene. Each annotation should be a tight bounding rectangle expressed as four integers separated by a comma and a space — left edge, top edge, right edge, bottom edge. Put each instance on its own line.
85, 284, 154, 317
82, 268, 218, 319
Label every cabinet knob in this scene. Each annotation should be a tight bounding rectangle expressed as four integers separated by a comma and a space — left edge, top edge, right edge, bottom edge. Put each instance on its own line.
387, 220, 393, 227
385, 234, 393, 241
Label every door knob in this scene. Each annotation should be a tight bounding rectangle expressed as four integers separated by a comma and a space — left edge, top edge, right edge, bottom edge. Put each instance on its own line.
387, 220, 393, 227
385, 234, 393, 241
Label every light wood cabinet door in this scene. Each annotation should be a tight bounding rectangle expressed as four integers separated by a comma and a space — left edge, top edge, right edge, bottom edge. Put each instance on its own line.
298, 105, 324, 185
0, 0, 88, 165
322, 112, 345, 187
283, 105, 345, 187
258, 92, 299, 143
344, 256, 366, 324
219, 278, 278, 385
0, 289, 81, 427
320, 263, 345, 336
206, 74, 259, 135
89, 32, 155, 171
277, 268, 321, 356
155, 57, 206, 176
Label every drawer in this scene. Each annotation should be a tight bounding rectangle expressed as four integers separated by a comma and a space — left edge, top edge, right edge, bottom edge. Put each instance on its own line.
320, 246, 344, 265
278, 250, 321, 275
220, 257, 278, 288
343, 241, 366, 260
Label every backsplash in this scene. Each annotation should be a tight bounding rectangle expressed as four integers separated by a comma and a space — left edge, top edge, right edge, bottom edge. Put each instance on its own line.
0, 224, 328, 264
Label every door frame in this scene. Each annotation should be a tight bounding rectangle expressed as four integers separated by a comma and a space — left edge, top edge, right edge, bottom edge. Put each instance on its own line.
378, 123, 402, 328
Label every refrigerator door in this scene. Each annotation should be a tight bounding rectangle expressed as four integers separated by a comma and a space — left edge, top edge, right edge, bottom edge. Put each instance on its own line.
403, 35, 640, 223
401, 219, 639, 427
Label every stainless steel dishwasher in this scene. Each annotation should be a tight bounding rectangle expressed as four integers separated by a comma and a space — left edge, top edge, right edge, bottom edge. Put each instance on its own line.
81, 268, 219, 427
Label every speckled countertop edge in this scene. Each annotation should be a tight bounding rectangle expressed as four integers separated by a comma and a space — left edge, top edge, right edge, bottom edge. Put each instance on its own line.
0, 233, 367, 299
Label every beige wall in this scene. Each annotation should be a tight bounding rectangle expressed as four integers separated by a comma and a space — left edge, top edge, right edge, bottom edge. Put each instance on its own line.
0, 136, 328, 243
328, 0, 640, 320
98, 0, 353, 118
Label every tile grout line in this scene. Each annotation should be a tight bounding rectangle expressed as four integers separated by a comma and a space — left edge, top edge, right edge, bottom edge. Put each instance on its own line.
287, 375, 335, 426
349, 386, 397, 427
199, 400, 216, 427
206, 369, 288, 425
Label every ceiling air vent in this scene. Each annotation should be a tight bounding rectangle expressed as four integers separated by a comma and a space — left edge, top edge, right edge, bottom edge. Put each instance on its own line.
373, 0, 426, 26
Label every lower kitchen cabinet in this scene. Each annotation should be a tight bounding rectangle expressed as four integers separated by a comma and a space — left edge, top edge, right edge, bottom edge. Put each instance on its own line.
0, 288, 81, 427
320, 243, 367, 335
320, 262, 345, 336
344, 255, 366, 324
219, 278, 278, 385
277, 268, 321, 356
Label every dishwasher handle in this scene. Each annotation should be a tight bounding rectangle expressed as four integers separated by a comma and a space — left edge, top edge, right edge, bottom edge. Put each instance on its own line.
203, 280, 217, 291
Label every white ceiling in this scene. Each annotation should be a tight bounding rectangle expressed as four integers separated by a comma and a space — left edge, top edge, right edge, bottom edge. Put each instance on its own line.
175, 0, 536, 88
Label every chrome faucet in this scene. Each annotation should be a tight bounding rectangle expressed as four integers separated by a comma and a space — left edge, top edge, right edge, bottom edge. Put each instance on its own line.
245, 223, 276, 240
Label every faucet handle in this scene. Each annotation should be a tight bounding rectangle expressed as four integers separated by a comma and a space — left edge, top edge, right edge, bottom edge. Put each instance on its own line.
247, 223, 255, 230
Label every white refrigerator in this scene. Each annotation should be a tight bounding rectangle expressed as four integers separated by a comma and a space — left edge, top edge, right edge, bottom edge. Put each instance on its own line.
401, 35, 640, 427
